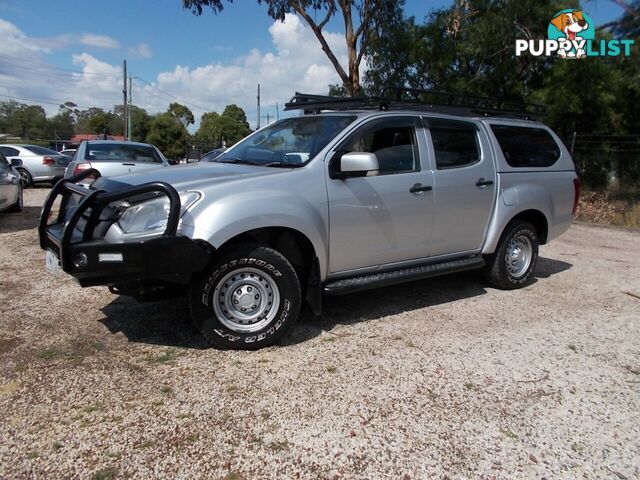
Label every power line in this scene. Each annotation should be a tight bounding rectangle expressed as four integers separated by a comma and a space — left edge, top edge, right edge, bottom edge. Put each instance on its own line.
134, 77, 213, 112
0, 53, 122, 80
0, 93, 95, 110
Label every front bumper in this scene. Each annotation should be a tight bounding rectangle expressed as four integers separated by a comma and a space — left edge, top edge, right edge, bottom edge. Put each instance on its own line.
39, 169, 211, 287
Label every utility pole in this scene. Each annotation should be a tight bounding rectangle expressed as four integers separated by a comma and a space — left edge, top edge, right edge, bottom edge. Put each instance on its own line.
276, 102, 280, 121
262, 112, 272, 125
256, 84, 261, 130
122, 60, 128, 140
127, 75, 132, 141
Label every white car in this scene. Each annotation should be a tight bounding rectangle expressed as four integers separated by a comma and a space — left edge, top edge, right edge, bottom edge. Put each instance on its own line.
64, 140, 170, 179
0, 144, 69, 187
0, 151, 23, 212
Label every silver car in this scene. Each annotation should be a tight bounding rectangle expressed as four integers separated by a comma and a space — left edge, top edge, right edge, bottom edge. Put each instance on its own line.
39, 90, 579, 350
64, 140, 170, 179
0, 144, 69, 187
0, 152, 23, 212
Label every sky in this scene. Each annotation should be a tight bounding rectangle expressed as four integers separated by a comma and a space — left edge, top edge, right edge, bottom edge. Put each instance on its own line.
0, 0, 627, 132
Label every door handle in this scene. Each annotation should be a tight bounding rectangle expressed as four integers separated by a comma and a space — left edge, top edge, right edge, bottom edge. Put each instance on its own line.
122, 163, 135, 166
409, 183, 433, 194
475, 178, 494, 187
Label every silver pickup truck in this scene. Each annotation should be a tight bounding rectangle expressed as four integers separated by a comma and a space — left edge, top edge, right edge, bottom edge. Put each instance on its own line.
39, 90, 580, 349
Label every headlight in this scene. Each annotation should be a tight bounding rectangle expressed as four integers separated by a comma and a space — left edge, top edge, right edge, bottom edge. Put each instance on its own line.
117, 191, 200, 234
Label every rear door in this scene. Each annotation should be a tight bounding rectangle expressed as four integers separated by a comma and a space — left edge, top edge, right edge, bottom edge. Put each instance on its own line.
425, 117, 496, 256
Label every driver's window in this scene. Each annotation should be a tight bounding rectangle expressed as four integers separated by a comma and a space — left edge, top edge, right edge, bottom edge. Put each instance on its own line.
339, 117, 421, 175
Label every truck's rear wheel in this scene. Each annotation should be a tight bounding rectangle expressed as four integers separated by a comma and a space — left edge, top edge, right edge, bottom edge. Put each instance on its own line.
189, 244, 301, 349
483, 221, 539, 289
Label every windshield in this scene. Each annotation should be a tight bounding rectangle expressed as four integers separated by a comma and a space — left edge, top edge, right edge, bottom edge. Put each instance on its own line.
216, 115, 356, 167
85, 143, 161, 163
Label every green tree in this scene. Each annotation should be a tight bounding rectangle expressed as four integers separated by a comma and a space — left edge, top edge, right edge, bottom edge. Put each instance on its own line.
365, 0, 572, 99
183, 0, 404, 96
75, 107, 121, 135
146, 112, 188, 159
194, 111, 222, 146
169, 102, 195, 128
48, 111, 75, 140
195, 105, 252, 147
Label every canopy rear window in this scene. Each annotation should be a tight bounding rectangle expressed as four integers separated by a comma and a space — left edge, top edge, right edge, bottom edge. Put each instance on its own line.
491, 125, 560, 168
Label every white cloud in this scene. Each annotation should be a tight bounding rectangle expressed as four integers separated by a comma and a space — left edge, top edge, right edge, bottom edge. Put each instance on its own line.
0, 17, 50, 55
143, 13, 348, 128
0, 14, 354, 130
129, 42, 152, 59
80, 33, 120, 49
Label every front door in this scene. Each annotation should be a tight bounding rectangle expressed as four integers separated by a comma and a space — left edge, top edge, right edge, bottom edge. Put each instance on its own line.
327, 116, 434, 273
425, 118, 496, 256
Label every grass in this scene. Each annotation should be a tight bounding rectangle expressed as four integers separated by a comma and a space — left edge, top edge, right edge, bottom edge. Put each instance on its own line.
269, 440, 290, 452
160, 385, 173, 394
326, 366, 337, 373
36, 348, 61, 360
568, 344, 577, 352
464, 382, 475, 391
92, 467, 118, 480
224, 473, 242, 480
146, 349, 180, 364
52, 441, 63, 451
36, 339, 106, 362
83, 404, 102, 414
501, 428, 518, 440
576, 189, 640, 227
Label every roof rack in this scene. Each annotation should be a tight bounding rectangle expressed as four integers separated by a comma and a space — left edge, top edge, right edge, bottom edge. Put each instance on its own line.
284, 87, 546, 120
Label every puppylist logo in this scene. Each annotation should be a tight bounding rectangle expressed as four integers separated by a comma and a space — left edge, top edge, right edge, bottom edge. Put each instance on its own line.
516, 9, 635, 59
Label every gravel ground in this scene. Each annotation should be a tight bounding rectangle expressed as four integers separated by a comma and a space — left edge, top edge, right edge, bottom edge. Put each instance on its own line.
1, 188, 639, 480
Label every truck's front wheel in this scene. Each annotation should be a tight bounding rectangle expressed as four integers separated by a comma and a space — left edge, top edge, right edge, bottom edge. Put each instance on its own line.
189, 244, 301, 349
483, 221, 539, 289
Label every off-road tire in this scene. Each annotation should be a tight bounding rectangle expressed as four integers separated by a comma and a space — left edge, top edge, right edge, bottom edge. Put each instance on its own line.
189, 244, 301, 350
483, 221, 539, 290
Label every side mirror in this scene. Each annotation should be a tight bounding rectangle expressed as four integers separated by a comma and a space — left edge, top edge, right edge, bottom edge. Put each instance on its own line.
10, 158, 22, 167
334, 152, 379, 179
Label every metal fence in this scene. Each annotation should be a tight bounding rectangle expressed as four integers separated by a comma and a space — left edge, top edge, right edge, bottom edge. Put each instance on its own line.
567, 134, 640, 190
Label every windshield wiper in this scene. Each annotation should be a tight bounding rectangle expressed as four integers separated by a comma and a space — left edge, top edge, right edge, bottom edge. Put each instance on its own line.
217, 158, 261, 166
264, 162, 303, 168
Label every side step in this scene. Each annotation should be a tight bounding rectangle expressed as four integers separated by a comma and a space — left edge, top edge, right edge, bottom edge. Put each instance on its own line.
324, 256, 485, 295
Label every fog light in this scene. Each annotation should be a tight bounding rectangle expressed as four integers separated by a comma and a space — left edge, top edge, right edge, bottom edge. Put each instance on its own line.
73, 252, 89, 268
98, 253, 123, 263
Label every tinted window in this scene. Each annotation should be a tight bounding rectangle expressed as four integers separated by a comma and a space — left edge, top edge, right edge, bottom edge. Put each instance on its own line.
85, 143, 161, 163
491, 125, 560, 168
24, 145, 60, 156
339, 117, 420, 174
427, 119, 480, 169
0, 152, 8, 170
0, 146, 20, 157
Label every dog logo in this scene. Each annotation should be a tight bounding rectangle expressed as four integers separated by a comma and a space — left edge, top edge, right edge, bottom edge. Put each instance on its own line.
548, 9, 595, 58
516, 9, 633, 58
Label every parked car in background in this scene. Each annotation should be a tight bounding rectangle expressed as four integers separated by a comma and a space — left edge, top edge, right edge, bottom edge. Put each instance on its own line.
60, 149, 77, 159
0, 144, 69, 187
0, 151, 23, 212
199, 148, 227, 162
64, 141, 170, 179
